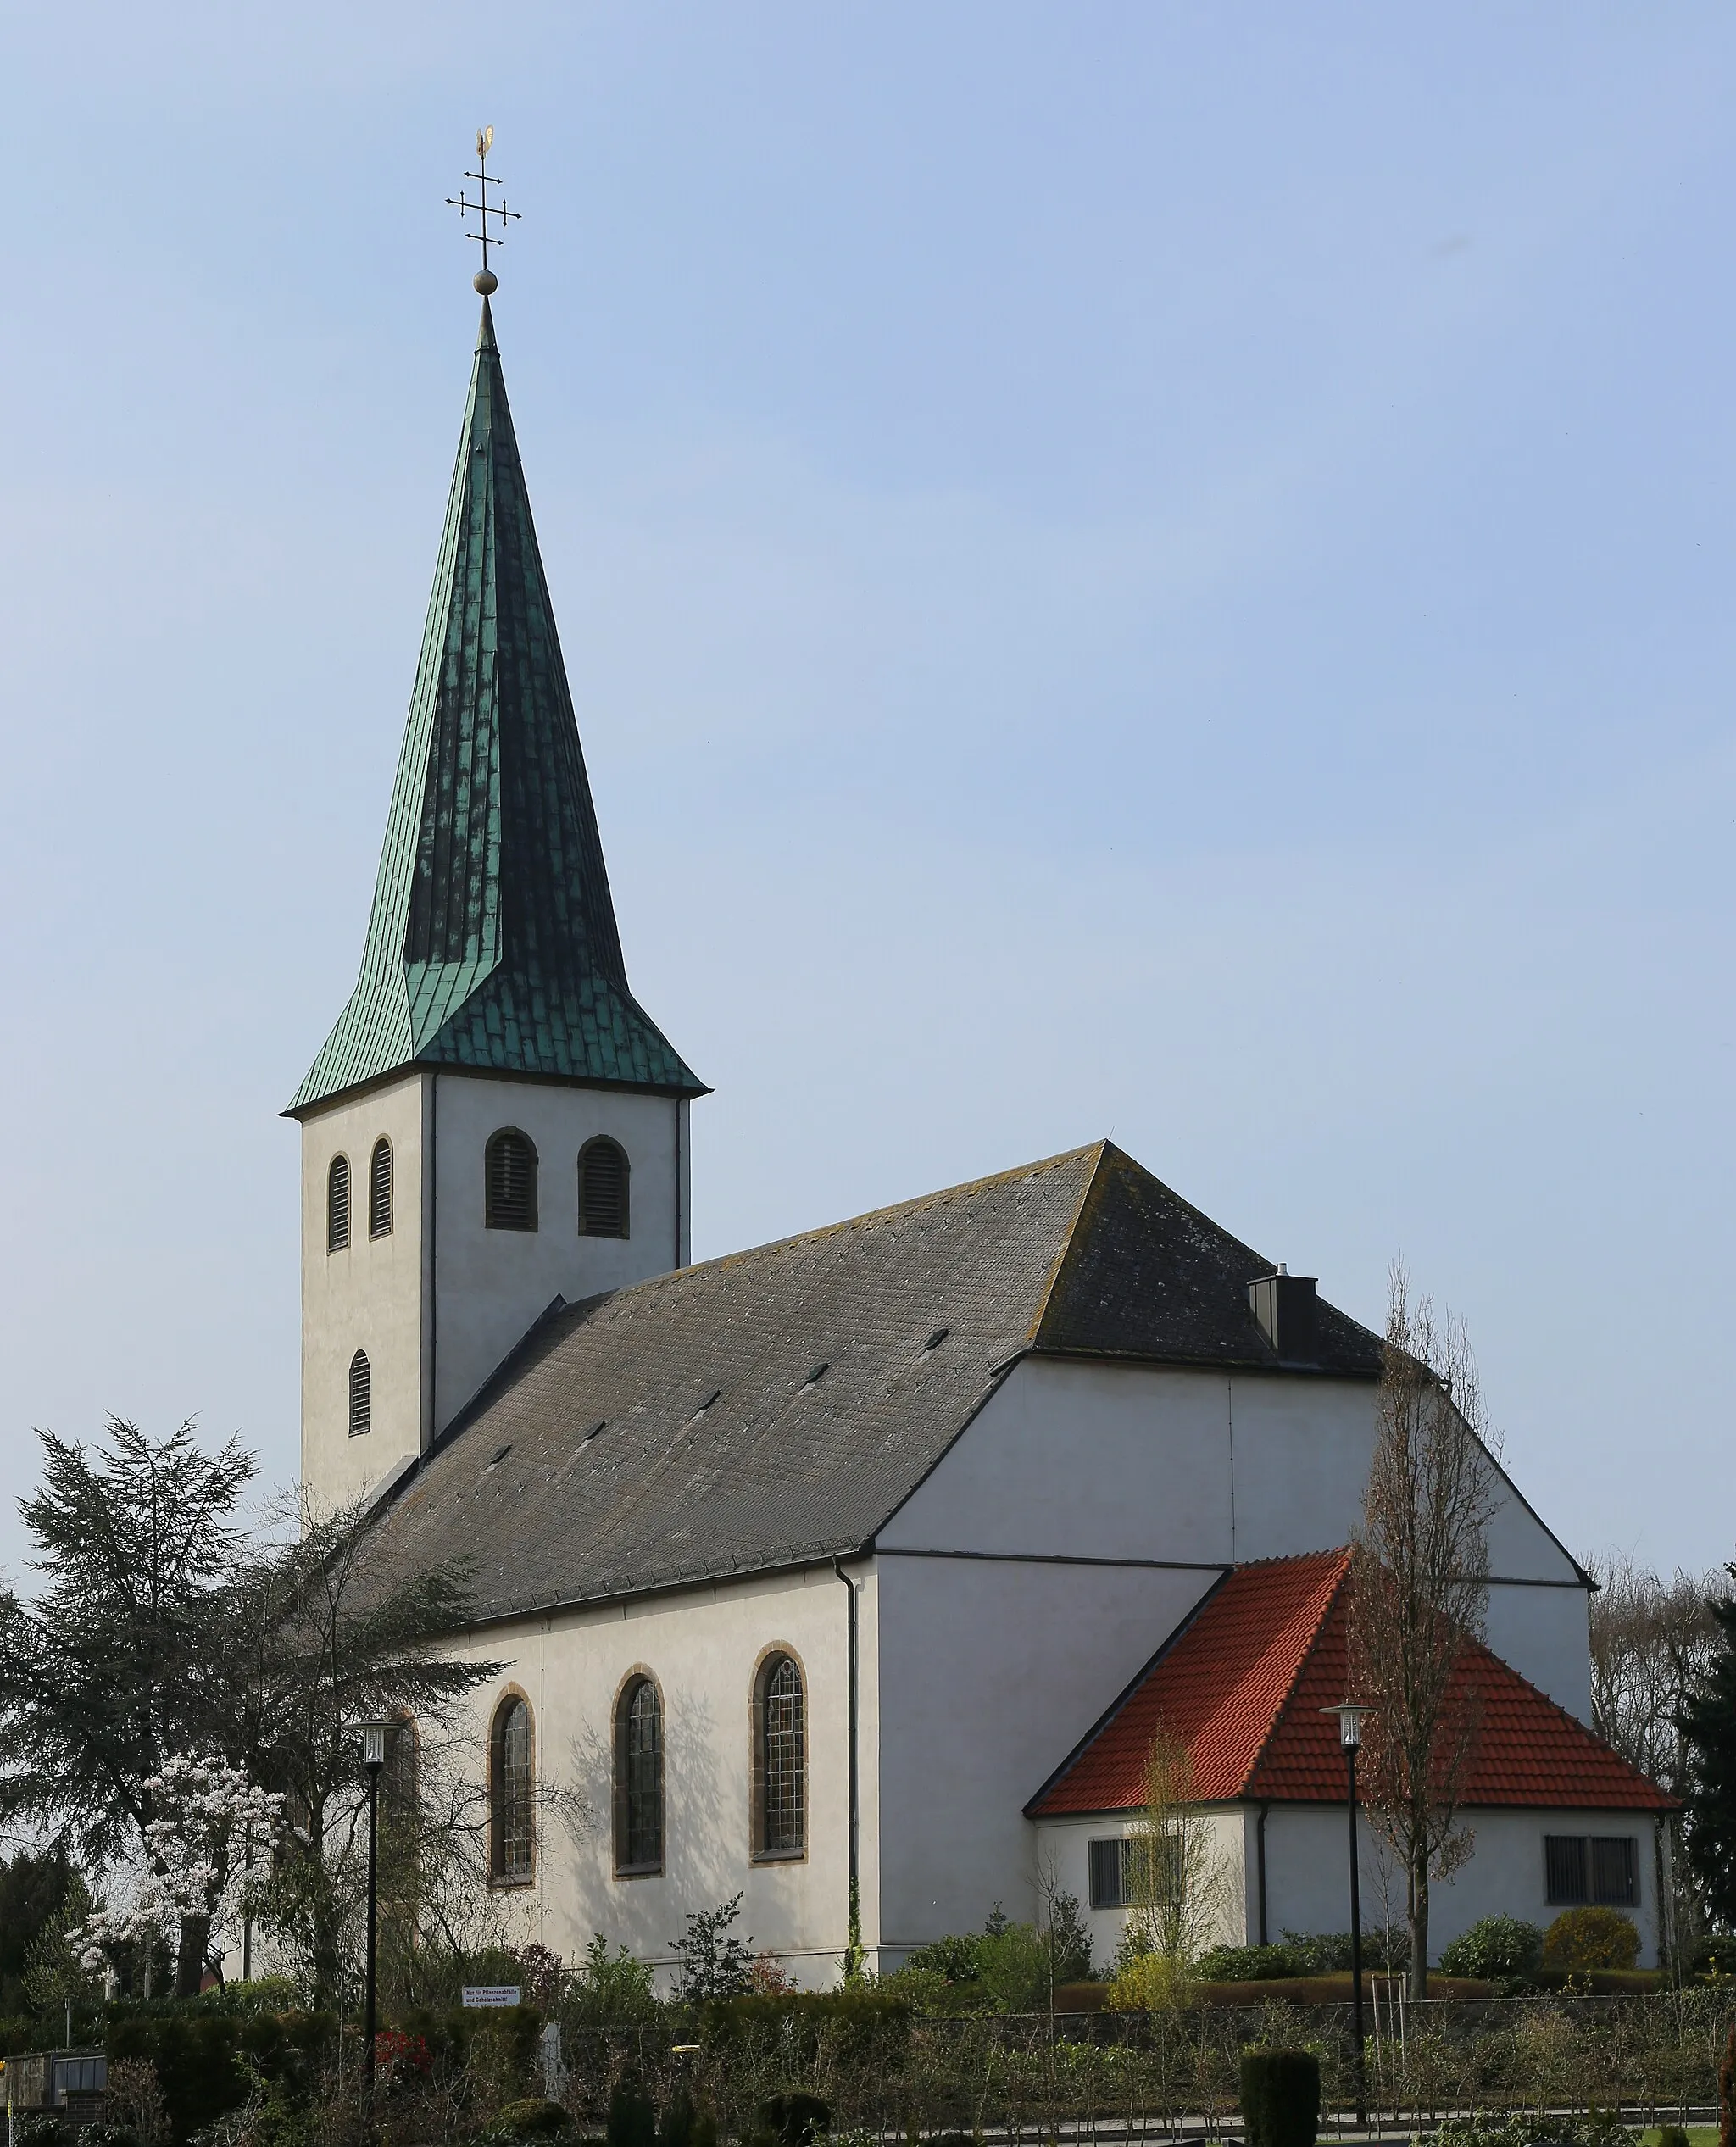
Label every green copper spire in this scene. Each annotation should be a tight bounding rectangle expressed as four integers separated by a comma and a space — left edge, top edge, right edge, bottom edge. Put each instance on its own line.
289, 301, 704, 1115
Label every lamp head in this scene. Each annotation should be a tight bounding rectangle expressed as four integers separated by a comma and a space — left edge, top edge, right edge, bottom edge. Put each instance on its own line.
360, 1719, 392, 1772
1322, 1703, 1372, 1749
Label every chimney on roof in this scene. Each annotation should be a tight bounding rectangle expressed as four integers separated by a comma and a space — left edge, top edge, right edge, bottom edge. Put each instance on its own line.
1248, 1268, 1319, 1366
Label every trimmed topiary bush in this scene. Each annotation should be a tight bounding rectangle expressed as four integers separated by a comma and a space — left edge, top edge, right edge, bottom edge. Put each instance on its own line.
1194, 1944, 1304, 1983
1438, 1916, 1544, 1981
607, 2083, 657, 2147
1540, 1905, 1639, 1972
1240, 2050, 1320, 2147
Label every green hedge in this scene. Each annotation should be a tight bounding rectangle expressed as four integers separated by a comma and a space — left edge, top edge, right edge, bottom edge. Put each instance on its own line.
1240, 2049, 1320, 2147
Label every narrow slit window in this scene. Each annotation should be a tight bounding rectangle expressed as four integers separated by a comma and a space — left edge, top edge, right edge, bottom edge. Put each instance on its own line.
348, 1350, 371, 1438
370, 1138, 393, 1238
486, 1129, 538, 1231
578, 1137, 631, 1238
328, 1154, 351, 1252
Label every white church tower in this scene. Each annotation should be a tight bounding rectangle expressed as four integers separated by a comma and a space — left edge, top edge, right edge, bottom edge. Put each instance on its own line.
287, 298, 706, 1515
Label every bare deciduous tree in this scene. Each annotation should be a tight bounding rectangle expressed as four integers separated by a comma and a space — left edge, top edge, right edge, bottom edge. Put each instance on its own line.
1123, 1726, 1233, 1972
1349, 1265, 1499, 1999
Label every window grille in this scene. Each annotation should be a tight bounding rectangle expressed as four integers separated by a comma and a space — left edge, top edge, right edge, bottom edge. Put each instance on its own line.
492, 1698, 533, 1880
578, 1137, 630, 1238
760, 1655, 805, 1855
1545, 1833, 1639, 1906
1591, 1836, 1639, 1906
328, 1154, 351, 1252
617, 1678, 663, 1872
486, 1129, 538, 1231
348, 1350, 370, 1438
1088, 1833, 1182, 1911
370, 1138, 393, 1238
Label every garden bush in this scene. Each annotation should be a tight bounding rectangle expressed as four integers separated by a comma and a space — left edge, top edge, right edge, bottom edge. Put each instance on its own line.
1239, 2049, 1320, 2147
1195, 1944, 1305, 1982
751, 2094, 830, 2147
1104, 1952, 1194, 2011
1541, 1906, 1640, 1972
1438, 1916, 1544, 1981
607, 2083, 657, 2147
106, 2011, 249, 2142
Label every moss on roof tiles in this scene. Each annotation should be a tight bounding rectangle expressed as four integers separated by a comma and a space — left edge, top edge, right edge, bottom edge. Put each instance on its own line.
289, 299, 704, 1117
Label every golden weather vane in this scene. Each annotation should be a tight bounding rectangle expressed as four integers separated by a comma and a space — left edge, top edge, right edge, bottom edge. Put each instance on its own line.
447, 125, 521, 294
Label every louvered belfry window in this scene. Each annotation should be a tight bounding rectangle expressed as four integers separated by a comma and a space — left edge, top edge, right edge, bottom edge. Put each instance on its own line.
492, 1697, 533, 1881
759, 1655, 805, 1855
370, 1138, 393, 1238
578, 1137, 630, 1238
486, 1129, 538, 1231
328, 1154, 351, 1252
348, 1350, 371, 1437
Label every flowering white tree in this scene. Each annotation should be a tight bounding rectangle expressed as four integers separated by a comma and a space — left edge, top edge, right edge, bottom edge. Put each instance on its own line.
73, 1755, 286, 1991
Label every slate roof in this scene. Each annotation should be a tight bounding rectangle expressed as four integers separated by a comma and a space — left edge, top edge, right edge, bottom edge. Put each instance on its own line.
289, 300, 704, 1116
1027, 1549, 1672, 1817
365, 1143, 1384, 1625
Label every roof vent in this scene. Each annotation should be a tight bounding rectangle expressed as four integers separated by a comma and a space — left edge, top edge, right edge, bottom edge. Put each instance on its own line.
487, 1443, 513, 1469
804, 1363, 829, 1387
1248, 1270, 1319, 1366
695, 1390, 721, 1416
923, 1327, 949, 1354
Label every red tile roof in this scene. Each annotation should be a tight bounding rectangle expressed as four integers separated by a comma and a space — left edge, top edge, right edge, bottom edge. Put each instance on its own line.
1027, 1549, 1673, 1817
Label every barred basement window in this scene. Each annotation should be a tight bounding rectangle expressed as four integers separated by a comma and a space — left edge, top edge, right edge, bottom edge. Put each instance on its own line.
578, 1137, 630, 1238
1547, 1833, 1638, 1905
348, 1350, 371, 1438
328, 1154, 351, 1252
756, 1654, 805, 1856
615, 1677, 664, 1874
370, 1138, 393, 1238
486, 1129, 538, 1231
491, 1697, 534, 1881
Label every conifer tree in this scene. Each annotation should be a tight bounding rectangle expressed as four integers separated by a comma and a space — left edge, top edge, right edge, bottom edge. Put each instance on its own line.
1678, 1577, 1736, 1929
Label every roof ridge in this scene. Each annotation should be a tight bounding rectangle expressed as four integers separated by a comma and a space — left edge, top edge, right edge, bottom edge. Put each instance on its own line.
590, 1143, 1110, 1308
1023, 1139, 1113, 1346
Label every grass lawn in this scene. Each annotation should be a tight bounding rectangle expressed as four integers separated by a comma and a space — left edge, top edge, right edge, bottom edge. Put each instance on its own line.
1639, 2132, 1718, 2147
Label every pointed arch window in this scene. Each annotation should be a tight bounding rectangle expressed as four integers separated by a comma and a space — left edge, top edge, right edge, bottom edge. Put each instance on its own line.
754, 1652, 805, 1857
615, 1676, 664, 1875
348, 1350, 371, 1438
327, 1155, 351, 1252
490, 1695, 534, 1882
370, 1138, 393, 1238
486, 1129, 538, 1232
578, 1137, 630, 1239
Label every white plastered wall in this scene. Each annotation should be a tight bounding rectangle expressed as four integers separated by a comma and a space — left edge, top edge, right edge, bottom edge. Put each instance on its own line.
433, 1560, 869, 1988
300, 1071, 690, 1518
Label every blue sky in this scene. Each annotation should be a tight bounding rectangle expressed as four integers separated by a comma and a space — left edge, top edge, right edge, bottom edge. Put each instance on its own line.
2, 4, 1732, 1576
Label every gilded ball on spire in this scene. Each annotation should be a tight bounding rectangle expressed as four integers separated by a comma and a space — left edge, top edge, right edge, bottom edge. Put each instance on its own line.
475, 268, 498, 296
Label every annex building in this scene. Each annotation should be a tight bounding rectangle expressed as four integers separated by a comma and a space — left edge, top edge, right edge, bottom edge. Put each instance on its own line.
288, 298, 1671, 1985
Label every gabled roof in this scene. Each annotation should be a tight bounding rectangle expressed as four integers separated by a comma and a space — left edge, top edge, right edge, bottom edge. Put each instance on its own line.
364, 1143, 1384, 1623
1027, 1549, 1672, 1818
289, 301, 704, 1117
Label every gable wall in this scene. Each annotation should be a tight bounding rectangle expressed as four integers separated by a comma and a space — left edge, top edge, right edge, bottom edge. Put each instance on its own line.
881, 1359, 1590, 1718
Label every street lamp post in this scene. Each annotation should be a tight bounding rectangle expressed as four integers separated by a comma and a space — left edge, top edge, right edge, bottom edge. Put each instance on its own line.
1323, 1705, 1372, 2128
360, 1721, 391, 2100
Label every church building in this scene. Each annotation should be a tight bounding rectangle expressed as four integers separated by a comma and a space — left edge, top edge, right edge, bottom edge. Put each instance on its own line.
287, 298, 1671, 1985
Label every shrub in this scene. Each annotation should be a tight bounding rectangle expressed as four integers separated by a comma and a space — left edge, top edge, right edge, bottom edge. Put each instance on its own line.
565, 1937, 659, 2027
753, 2094, 830, 2147
607, 2083, 657, 2147
1438, 1916, 1544, 1980
1104, 1952, 1194, 2012
1239, 2050, 1320, 2147
975, 1919, 1049, 2011
1280, 1927, 1410, 1973
699, 1990, 911, 2059
106, 2011, 249, 2141
1540, 1905, 1640, 1972
1657, 2128, 1690, 2147
492, 2100, 570, 2139
1195, 1944, 1304, 1983
672, 1897, 754, 2003
901, 1934, 980, 1983
1044, 1891, 1095, 1984
658, 2087, 718, 2147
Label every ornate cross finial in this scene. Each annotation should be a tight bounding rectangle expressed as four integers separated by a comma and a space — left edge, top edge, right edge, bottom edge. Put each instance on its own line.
447, 125, 521, 295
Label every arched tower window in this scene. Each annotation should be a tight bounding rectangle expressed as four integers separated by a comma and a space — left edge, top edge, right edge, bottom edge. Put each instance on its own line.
578, 1137, 631, 1238
486, 1129, 538, 1232
327, 1154, 351, 1252
370, 1138, 393, 1238
754, 1652, 806, 1856
615, 1676, 664, 1874
490, 1695, 534, 1881
348, 1350, 371, 1437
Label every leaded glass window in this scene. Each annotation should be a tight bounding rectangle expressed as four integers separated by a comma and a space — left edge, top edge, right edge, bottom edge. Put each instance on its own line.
618, 1678, 663, 1872
492, 1698, 533, 1881
760, 1655, 804, 1855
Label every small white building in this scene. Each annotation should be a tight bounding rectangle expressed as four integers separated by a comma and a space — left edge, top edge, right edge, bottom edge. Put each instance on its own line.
287, 295, 1667, 1985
